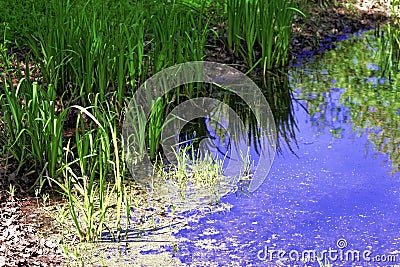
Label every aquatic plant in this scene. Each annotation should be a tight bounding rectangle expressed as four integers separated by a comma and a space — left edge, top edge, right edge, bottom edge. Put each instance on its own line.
54, 95, 127, 242
0, 75, 67, 191
226, 0, 305, 72
0, 0, 301, 248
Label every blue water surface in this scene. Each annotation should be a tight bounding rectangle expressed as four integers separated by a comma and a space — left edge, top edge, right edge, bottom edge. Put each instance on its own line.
168, 98, 400, 266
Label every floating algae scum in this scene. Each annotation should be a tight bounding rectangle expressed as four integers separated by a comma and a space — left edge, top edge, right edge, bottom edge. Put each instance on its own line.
60, 29, 400, 266
59, 61, 278, 266
167, 30, 400, 266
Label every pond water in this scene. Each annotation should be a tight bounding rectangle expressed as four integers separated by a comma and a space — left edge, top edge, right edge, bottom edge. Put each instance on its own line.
168, 30, 400, 266
170, 103, 400, 266
93, 29, 400, 266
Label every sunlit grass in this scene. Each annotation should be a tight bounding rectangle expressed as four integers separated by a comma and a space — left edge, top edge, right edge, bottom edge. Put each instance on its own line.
3, 0, 304, 165
0, 76, 67, 190
226, 0, 305, 72
0, 0, 305, 262
52, 96, 127, 242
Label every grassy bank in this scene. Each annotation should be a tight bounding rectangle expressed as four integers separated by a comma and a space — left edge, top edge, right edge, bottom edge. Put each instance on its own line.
1, 0, 399, 265
0, 0, 303, 240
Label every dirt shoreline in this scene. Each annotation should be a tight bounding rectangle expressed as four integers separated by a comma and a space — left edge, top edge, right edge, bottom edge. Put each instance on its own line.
0, 192, 64, 266
0, 1, 393, 266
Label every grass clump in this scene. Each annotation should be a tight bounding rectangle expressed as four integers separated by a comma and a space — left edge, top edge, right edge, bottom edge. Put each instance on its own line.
0, 77, 67, 190
0, 0, 301, 258
226, 0, 305, 71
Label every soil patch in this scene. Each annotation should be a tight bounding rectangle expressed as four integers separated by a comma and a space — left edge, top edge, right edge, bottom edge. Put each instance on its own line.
0, 190, 65, 267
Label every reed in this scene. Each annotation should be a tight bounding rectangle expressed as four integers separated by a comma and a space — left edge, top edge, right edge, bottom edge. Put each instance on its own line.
55, 95, 127, 242
0, 0, 305, 246
26, 0, 146, 105
1, 66, 67, 190
225, 0, 304, 72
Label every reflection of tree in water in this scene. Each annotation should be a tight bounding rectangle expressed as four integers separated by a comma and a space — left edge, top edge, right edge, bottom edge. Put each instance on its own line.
290, 28, 399, 172
344, 84, 400, 173
296, 87, 351, 138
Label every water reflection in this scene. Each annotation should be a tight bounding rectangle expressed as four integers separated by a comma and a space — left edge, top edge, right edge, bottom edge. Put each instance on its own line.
290, 29, 399, 173
179, 69, 298, 159
93, 69, 299, 265
169, 29, 400, 267
93, 29, 400, 266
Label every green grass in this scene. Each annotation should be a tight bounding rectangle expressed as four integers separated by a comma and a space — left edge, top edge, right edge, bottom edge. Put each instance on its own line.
0, 72, 68, 190
0, 1, 398, 265
226, 0, 305, 72
53, 95, 127, 242
0, 0, 303, 247
23, 0, 211, 105
375, 0, 400, 75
